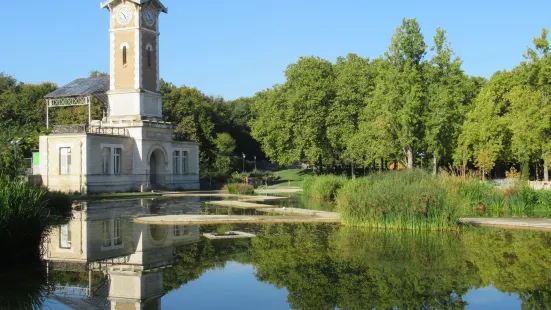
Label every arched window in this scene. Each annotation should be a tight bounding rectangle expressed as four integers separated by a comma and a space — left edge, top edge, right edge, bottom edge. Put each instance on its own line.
122, 46, 127, 66
146, 44, 153, 69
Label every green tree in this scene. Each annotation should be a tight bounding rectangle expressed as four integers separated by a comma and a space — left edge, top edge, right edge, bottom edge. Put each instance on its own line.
372, 18, 427, 169
251, 57, 336, 172
425, 28, 468, 175
328, 54, 377, 176
457, 71, 514, 180
213, 133, 236, 179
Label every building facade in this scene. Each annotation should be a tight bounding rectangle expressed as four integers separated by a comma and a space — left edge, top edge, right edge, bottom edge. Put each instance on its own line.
39, 0, 200, 193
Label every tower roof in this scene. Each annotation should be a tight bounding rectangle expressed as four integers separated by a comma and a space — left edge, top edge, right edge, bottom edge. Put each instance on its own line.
45, 77, 110, 104
100, 0, 168, 13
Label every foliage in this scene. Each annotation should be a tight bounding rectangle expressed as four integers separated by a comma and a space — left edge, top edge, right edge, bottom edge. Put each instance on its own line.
222, 183, 254, 195
0, 264, 50, 310
229, 170, 279, 185
0, 177, 72, 264
163, 238, 252, 292
336, 171, 460, 230
302, 175, 348, 201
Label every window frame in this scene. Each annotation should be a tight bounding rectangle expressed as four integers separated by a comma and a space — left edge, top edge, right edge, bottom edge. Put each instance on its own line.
59, 224, 72, 249
59, 147, 71, 175
113, 148, 122, 175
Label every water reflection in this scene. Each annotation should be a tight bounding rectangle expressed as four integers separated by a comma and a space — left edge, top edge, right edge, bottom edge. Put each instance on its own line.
17, 196, 551, 309
44, 197, 203, 309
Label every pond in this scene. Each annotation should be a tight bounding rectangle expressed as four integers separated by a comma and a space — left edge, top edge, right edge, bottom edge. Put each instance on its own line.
2, 196, 551, 309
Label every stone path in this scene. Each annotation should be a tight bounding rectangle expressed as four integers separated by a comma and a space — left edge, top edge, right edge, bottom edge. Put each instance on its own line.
255, 188, 303, 194
261, 207, 339, 219
460, 218, 551, 231
134, 214, 341, 225
238, 196, 289, 202
206, 200, 276, 209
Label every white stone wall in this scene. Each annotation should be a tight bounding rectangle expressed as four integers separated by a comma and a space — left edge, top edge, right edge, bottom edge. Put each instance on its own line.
38, 125, 200, 193
39, 134, 87, 193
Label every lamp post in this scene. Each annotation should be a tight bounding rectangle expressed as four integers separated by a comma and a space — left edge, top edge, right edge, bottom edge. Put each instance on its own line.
242, 153, 246, 173
254, 156, 257, 171
8, 136, 25, 177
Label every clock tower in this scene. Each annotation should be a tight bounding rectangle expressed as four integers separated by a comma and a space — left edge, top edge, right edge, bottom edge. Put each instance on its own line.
101, 0, 168, 121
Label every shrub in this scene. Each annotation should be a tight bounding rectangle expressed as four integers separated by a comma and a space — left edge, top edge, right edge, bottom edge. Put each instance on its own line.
0, 177, 73, 264
228, 170, 280, 186
336, 171, 459, 230
223, 183, 254, 195
302, 175, 348, 201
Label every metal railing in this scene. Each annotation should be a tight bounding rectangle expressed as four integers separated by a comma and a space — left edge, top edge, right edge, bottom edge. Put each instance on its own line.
52, 125, 129, 137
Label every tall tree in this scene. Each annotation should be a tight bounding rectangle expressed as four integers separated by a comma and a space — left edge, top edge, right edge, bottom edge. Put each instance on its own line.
327, 54, 377, 176
370, 18, 427, 169
425, 28, 467, 175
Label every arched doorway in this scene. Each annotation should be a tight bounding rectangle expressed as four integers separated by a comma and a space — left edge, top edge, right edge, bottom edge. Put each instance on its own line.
149, 149, 166, 190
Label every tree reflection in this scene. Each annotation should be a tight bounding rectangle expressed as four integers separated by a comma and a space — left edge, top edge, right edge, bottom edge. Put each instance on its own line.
164, 224, 551, 309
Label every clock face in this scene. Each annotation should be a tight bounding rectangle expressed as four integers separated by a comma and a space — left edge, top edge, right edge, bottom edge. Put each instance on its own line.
144, 9, 155, 26
117, 6, 132, 25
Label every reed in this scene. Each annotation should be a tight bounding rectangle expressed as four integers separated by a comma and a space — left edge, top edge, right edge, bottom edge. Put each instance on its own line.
302, 175, 348, 201
223, 183, 255, 195
0, 177, 72, 264
336, 171, 460, 230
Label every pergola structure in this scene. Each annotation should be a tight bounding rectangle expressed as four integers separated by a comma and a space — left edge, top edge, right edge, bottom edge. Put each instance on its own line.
45, 77, 109, 130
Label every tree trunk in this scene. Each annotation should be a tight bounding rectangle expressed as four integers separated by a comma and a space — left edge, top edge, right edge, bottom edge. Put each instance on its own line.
545, 158, 549, 182
379, 158, 383, 173
351, 163, 356, 179
433, 152, 438, 176
482, 168, 485, 181
318, 155, 323, 175
406, 146, 414, 170
536, 161, 540, 181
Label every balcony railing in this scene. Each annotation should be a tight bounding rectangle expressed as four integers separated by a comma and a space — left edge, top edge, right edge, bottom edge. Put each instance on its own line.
52, 125, 129, 137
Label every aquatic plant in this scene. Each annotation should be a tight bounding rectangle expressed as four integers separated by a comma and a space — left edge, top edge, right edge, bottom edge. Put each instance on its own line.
336, 171, 460, 230
302, 175, 348, 201
223, 183, 254, 195
0, 177, 72, 264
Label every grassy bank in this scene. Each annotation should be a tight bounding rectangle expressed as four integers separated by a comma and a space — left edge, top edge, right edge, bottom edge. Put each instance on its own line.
296, 171, 551, 230
223, 183, 255, 195
0, 177, 73, 263
303, 175, 348, 201
336, 171, 459, 230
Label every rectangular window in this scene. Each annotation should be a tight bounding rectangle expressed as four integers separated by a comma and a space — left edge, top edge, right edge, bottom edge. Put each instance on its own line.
182, 151, 188, 174
173, 151, 180, 174
102, 220, 111, 247
147, 50, 152, 68
173, 225, 180, 236
114, 218, 122, 245
102, 147, 111, 175
59, 224, 71, 249
60, 147, 71, 175
102, 218, 123, 249
114, 148, 122, 175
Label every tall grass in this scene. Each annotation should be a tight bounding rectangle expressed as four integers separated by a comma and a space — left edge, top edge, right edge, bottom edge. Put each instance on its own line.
336, 171, 459, 230
302, 175, 348, 201
335, 170, 551, 230
223, 183, 254, 195
0, 177, 72, 264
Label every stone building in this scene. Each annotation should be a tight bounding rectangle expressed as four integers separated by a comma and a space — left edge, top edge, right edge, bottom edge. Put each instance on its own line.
39, 0, 200, 193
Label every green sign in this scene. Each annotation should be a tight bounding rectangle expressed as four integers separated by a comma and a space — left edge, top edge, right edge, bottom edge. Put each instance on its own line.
33, 153, 39, 165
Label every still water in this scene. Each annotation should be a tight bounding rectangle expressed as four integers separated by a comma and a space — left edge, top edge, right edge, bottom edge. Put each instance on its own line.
3, 197, 551, 309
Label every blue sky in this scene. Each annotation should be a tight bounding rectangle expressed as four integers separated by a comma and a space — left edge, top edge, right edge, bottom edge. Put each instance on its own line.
5, 0, 551, 100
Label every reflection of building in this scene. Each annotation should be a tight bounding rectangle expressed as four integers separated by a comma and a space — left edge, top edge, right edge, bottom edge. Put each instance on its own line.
45, 198, 201, 309
38, 0, 200, 194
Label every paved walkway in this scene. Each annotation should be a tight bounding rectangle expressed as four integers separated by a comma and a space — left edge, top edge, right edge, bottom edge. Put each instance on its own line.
255, 188, 303, 194
134, 214, 340, 225
261, 207, 339, 219
206, 200, 276, 209
460, 218, 551, 231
